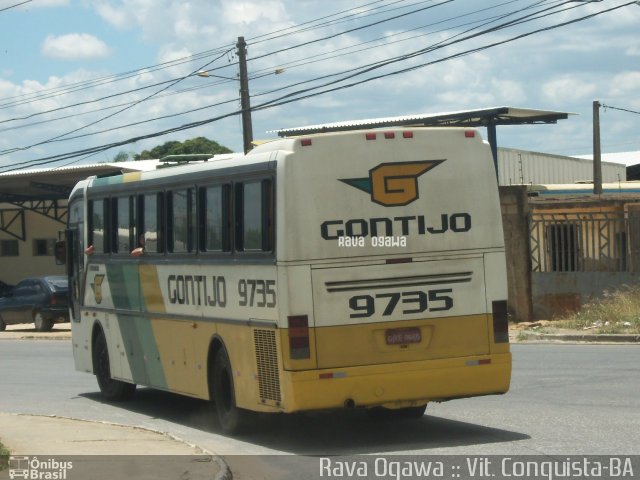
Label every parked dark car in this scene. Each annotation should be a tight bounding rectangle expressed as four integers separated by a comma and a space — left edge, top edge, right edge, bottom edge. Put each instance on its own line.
0, 276, 69, 332
0, 280, 14, 297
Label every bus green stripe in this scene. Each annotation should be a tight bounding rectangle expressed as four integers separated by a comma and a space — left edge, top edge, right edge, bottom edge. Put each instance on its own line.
118, 314, 167, 389
107, 264, 143, 311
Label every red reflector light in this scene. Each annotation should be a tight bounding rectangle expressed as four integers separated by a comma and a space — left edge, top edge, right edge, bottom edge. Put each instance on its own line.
288, 315, 310, 360
465, 130, 475, 138
300, 139, 312, 146
479, 359, 492, 365
51, 295, 57, 305
384, 132, 395, 139
402, 131, 413, 138
365, 133, 377, 140
319, 373, 333, 380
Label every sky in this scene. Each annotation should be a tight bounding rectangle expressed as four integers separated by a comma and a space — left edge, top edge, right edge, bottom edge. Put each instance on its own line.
0, 0, 639, 172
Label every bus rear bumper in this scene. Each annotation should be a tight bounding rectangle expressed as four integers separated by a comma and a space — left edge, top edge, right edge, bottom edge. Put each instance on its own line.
281, 352, 512, 413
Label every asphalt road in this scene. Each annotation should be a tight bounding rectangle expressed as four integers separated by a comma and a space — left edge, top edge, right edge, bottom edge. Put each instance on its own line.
1, 341, 639, 477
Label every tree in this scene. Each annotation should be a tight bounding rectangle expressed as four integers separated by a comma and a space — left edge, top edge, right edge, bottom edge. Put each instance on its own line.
133, 137, 232, 160
113, 150, 130, 162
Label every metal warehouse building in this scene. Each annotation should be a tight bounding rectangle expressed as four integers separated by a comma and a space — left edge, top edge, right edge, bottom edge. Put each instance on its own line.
497, 147, 626, 186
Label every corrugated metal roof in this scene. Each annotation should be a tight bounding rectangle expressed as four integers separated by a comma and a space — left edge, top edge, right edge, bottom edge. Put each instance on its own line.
272, 106, 573, 136
0, 159, 161, 178
0, 160, 162, 201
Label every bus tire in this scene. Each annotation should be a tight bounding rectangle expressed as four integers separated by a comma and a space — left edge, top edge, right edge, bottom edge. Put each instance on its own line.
33, 311, 53, 332
366, 404, 427, 420
93, 330, 136, 401
0, 316, 6, 331
212, 348, 251, 434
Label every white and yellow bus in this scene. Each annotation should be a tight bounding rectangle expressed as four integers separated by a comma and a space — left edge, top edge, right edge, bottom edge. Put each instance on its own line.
63, 127, 511, 433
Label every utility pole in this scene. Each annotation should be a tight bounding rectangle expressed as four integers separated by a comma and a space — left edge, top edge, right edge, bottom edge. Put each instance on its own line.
236, 36, 253, 154
593, 100, 602, 195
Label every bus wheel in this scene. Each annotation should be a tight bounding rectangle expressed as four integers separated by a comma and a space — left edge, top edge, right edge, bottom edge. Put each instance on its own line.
33, 311, 53, 332
93, 330, 136, 401
0, 316, 6, 331
366, 404, 427, 420
212, 348, 251, 434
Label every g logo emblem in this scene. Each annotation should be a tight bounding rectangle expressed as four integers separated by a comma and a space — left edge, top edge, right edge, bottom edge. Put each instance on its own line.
340, 160, 443, 207
91, 274, 105, 304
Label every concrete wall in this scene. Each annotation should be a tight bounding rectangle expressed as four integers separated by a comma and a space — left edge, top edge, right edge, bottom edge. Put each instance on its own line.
531, 272, 640, 319
499, 186, 533, 322
0, 208, 65, 284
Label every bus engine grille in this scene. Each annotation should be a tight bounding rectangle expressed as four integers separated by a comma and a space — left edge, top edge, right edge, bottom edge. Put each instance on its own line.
253, 329, 282, 404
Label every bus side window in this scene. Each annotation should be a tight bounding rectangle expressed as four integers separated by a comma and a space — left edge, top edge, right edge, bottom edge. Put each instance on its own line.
89, 199, 108, 253
139, 193, 163, 253
200, 184, 230, 252
235, 179, 273, 252
169, 189, 196, 253
114, 196, 135, 254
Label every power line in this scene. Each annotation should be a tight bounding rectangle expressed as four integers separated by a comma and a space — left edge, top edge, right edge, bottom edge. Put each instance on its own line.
0, 0, 414, 108
0, 47, 235, 156
602, 104, 640, 116
0, 0, 31, 13
1, 0, 630, 174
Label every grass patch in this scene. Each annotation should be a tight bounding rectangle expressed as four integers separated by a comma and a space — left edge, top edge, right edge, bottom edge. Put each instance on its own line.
0, 441, 9, 472
554, 284, 640, 334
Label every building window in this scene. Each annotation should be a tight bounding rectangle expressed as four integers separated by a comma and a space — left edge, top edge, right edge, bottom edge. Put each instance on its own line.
546, 223, 580, 272
0, 239, 19, 257
33, 239, 56, 256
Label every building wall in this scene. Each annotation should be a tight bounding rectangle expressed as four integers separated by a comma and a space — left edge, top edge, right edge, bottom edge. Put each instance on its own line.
0, 207, 65, 284
498, 148, 626, 186
528, 198, 640, 319
499, 186, 533, 322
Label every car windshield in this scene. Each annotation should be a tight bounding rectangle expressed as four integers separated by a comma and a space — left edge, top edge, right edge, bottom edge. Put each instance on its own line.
45, 276, 68, 291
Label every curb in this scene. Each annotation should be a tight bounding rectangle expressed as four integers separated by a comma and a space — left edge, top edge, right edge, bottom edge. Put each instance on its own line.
0, 413, 232, 480
516, 331, 640, 343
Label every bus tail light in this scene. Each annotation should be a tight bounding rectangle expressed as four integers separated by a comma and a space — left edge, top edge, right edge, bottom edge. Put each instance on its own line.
492, 300, 509, 343
288, 315, 310, 359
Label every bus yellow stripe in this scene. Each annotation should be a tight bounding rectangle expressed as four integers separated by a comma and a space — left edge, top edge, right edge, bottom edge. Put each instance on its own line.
123, 172, 142, 183
139, 265, 165, 313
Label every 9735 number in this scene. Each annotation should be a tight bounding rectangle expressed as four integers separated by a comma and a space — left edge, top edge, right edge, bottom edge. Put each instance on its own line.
348, 289, 453, 318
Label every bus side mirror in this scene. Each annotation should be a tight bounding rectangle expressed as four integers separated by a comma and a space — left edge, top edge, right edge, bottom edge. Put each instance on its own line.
55, 240, 66, 265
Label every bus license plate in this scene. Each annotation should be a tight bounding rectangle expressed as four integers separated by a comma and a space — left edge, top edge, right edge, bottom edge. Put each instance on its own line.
385, 327, 421, 345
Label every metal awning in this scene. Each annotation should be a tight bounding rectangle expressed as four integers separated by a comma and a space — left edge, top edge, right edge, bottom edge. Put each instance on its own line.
273, 107, 572, 136
272, 106, 574, 175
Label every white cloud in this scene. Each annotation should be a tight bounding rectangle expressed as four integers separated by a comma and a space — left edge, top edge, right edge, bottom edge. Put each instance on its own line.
41, 34, 111, 60
541, 77, 597, 104
222, 1, 287, 25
